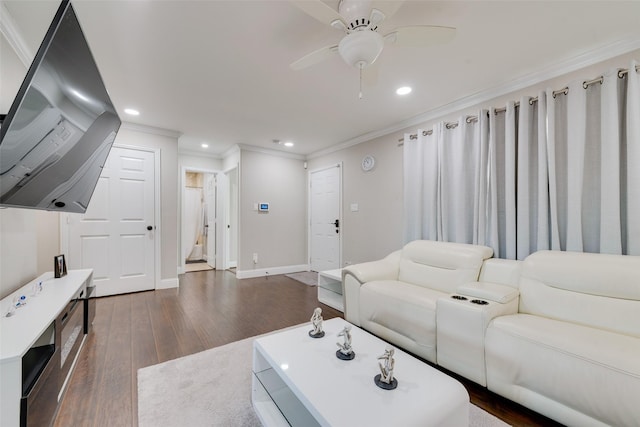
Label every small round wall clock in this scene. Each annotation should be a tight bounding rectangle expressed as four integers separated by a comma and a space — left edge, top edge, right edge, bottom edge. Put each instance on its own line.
361, 155, 376, 171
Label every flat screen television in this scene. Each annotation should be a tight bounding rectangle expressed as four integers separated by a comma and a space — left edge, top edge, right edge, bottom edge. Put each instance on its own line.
0, 0, 120, 213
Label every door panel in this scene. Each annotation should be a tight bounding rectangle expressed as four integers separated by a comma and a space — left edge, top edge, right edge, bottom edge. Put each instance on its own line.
310, 165, 341, 272
205, 174, 216, 268
68, 146, 155, 296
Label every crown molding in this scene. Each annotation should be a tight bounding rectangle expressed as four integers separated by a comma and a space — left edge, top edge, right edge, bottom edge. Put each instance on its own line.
308, 38, 640, 159
237, 143, 306, 161
0, 3, 34, 67
178, 148, 223, 160
221, 144, 241, 159
120, 121, 181, 139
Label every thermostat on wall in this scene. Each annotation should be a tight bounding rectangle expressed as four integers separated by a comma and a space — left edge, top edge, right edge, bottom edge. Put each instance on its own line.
258, 202, 269, 212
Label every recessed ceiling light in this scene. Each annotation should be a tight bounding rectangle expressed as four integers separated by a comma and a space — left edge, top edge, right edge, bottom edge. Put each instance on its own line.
284, 142, 294, 147
124, 108, 140, 116
201, 143, 209, 148
396, 86, 412, 95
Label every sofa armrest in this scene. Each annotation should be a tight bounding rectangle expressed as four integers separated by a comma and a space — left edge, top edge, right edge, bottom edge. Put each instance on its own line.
342, 250, 401, 326
342, 250, 401, 284
457, 282, 520, 304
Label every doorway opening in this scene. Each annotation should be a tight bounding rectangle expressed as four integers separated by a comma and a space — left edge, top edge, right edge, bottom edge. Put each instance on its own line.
180, 166, 238, 275
182, 170, 216, 273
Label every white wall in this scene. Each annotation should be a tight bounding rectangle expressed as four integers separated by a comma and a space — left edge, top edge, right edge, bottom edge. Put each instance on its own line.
238, 149, 307, 273
35, 210, 60, 277
178, 153, 223, 172
0, 209, 38, 298
222, 146, 240, 172
307, 134, 404, 265
1, 34, 63, 298
0, 124, 180, 297
0, 34, 24, 114
308, 49, 640, 266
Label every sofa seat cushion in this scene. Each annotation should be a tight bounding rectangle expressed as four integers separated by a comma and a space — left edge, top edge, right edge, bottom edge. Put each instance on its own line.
486, 314, 640, 426
359, 280, 447, 363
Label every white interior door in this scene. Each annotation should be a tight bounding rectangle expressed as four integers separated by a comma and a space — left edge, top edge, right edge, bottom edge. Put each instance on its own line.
310, 164, 341, 272
205, 174, 216, 268
67, 146, 155, 296
224, 168, 238, 268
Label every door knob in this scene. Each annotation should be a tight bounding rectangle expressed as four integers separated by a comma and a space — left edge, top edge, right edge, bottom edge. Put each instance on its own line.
147, 225, 153, 231
333, 219, 339, 227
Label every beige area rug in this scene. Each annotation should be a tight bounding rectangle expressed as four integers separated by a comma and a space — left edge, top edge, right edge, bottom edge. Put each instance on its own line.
138, 328, 510, 427
285, 271, 318, 286
185, 262, 214, 272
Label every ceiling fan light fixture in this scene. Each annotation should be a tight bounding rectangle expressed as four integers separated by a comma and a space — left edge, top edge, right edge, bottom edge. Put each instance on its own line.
338, 30, 384, 69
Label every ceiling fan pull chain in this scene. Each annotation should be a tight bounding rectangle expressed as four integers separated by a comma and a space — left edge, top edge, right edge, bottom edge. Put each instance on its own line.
359, 64, 363, 99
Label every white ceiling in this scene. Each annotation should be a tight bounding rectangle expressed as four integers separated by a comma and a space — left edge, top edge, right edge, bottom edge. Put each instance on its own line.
3, 1, 640, 157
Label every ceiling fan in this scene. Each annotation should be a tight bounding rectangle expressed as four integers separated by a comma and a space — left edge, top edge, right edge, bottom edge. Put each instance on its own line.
289, 0, 456, 97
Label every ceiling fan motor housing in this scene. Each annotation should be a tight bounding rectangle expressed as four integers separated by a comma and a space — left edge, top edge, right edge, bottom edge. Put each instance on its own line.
338, 30, 384, 68
339, 0, 373, 26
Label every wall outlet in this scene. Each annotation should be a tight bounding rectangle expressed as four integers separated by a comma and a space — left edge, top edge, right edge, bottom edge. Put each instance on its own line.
253, 253, 258, 264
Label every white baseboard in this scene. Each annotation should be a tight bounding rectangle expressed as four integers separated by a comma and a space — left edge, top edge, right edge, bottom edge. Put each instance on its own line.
236, 264, 309, 279
157, 277, 179, 289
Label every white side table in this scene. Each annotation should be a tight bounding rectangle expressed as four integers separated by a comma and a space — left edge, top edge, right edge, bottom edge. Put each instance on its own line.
317, 269, 343, 312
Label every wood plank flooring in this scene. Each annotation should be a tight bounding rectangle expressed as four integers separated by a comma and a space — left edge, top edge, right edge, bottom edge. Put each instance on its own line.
54, 270, 561, 427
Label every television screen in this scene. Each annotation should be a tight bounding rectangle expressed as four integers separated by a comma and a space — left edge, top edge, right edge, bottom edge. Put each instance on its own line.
0, 0, 120, 213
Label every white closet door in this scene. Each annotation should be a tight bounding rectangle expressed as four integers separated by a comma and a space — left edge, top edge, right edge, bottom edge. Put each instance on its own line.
67, 146, 155, 296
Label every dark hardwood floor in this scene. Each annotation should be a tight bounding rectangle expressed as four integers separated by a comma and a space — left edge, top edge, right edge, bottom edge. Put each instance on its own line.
54, 270, 562, 427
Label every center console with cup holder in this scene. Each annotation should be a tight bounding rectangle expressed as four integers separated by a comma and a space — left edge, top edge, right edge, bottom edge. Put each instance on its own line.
436, 282, 519, 386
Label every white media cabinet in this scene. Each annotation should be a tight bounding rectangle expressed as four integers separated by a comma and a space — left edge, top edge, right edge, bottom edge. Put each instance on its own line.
0, 269, 93, 427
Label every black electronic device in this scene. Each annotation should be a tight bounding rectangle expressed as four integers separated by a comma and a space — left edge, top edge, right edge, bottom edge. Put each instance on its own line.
0, 0, 120, 213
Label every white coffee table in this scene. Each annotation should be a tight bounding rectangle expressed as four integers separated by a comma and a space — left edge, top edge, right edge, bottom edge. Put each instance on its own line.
252, 318, 469, 427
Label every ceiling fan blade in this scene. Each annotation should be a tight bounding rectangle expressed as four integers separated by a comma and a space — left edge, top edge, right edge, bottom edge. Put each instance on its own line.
385, 25, 456, 47
290, 45, 339, 70
289, 0, 345, 27
371, 1, 405, 20
369, 9, 386, 27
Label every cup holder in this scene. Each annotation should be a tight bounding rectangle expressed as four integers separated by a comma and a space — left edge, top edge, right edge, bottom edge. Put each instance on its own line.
451, 295, 468, 301
471, 299, 489, 305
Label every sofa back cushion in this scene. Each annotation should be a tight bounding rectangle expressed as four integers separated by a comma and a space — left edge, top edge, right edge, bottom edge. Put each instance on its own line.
478, 258, 522, 288
519, 250, 640, 337
398, 240, 493, 293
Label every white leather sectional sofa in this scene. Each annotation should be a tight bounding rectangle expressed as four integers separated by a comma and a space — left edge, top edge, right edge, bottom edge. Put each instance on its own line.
342, 240, 640, 426
343, 240, 493, 363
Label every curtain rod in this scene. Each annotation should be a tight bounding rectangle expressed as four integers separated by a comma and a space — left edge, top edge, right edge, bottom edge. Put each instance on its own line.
398, 64, 640, 144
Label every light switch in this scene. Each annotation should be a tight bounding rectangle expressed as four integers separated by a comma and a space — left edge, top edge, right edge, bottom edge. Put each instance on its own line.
350, 203, 359, 212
